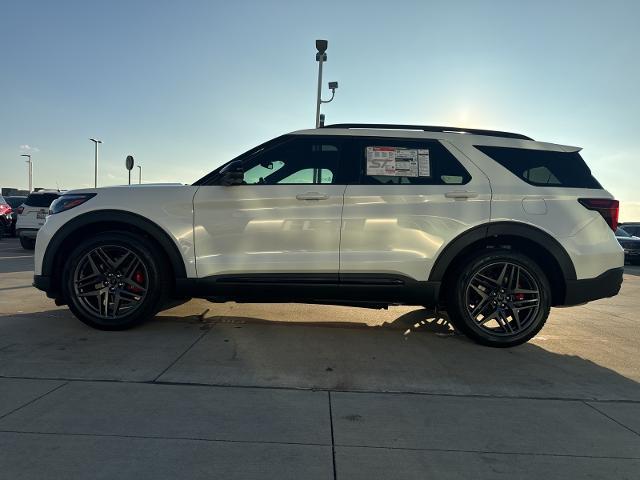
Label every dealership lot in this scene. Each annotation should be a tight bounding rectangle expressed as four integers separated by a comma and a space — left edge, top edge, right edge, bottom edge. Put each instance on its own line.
1, 237, 639, 479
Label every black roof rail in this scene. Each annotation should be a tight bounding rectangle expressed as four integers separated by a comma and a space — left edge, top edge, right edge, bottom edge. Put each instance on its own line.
321, 123, 533, 141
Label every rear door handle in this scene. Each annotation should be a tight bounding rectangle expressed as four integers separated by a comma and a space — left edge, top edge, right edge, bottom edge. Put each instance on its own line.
296, 192, 329, 201
445, 190, 478, 199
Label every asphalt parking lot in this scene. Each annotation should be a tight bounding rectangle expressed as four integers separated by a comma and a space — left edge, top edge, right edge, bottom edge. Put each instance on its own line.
1, 236, 639, 479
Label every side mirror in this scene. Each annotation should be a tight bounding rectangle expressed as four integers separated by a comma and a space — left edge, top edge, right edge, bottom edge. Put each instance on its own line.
219, 160, 244, 186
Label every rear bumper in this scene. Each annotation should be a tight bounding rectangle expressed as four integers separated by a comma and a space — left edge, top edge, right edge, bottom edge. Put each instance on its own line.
17, 228, 39, 239
623, 248, 640, 259
562, 267, 624, 306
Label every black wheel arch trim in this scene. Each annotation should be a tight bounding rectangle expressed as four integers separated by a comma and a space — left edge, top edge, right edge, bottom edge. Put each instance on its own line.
41, 210, 188, 283
428, 221, 577, 282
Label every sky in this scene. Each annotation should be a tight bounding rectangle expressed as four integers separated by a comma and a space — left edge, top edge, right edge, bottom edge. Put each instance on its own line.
1, 0, 639, 216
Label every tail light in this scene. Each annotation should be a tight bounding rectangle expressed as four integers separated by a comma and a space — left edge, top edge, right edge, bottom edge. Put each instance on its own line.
0, 204, 12, 215
16, 205, 24, 215
578, 198, 619, 231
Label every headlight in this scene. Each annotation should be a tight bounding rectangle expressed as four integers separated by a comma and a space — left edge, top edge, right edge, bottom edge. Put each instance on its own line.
49, 194, 96, 214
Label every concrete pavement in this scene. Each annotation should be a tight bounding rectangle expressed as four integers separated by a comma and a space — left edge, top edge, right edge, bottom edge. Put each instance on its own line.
1, 237, 639, 479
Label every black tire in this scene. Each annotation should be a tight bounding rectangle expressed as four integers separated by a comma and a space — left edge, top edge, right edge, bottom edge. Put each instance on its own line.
19, 236, 35, 250
62, 231, 170, 330
446, 250, 551, 347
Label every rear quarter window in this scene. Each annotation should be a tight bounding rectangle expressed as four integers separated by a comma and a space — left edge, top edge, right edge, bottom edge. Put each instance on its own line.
475, 145, 602, 189
25, 193, 60, 207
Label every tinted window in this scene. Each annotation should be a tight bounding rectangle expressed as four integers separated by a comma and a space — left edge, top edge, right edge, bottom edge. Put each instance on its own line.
25, 193, 60, 207
6, 197, 26, 208
475, 146, 602, 189
357, 138, 470, 185
622, 225, 640, 236
616, 228, 631, 237
241, 137, 342, 185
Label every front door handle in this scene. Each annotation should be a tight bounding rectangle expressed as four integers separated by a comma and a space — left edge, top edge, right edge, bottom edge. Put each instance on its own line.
296, 192, 329, 201
445, 190, 478, 199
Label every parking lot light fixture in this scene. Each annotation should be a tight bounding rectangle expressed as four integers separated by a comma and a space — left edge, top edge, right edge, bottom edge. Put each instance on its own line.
89, 138, 102, 188
20, 154, 32, 192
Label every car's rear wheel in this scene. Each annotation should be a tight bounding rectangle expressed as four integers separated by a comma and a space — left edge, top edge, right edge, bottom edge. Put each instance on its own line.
62, 231, 169, 330
19, 236, 35, 250
446, 250, 551, 347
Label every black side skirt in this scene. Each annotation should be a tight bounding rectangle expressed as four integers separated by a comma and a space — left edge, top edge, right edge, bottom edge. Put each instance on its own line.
175, 273, 441, 308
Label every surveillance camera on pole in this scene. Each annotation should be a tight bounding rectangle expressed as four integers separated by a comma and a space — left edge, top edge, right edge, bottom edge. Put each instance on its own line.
315, 39, 339, 128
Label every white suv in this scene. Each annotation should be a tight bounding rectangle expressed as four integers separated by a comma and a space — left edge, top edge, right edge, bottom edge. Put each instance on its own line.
16, 190, 62, 250
33, 124, 624, 347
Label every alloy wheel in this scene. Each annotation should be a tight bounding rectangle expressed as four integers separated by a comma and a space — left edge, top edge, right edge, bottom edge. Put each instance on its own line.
72, 245, 149, 319
464, 261, 541, 336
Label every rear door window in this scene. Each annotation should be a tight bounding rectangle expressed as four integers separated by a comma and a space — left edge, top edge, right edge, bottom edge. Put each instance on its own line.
356, 138, 471, 185
475, 145, 602, 188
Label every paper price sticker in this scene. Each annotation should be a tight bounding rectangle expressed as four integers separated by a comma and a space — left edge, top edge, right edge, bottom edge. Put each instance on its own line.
366, 146, 430, 177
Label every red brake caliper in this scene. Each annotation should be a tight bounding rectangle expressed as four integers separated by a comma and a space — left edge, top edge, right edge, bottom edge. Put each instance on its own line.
128, 270, 145, 293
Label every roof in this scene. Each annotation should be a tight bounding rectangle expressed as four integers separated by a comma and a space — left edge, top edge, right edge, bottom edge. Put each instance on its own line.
320, 123, 533, 140
290, 123, 581, 152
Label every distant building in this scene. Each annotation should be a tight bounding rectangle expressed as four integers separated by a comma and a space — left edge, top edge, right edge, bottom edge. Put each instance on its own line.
2, 187, 30, 196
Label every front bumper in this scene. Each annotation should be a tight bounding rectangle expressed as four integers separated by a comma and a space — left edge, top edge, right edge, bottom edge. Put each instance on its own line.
33, 275, 51, 292
563, 267, 624, 306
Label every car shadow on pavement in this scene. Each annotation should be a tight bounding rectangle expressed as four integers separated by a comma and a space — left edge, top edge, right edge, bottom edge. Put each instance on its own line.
188, 306, 456, 335
1, 306, 639, 401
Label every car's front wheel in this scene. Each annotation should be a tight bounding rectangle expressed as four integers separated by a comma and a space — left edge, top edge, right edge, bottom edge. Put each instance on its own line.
62, 231, 169, 330
446, 250, 551, 347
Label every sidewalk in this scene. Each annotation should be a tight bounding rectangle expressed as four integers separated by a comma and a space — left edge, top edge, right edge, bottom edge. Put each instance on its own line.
1, 378, 639, 479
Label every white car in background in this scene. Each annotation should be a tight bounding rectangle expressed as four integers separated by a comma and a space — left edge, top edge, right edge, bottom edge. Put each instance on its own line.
16, 190, 62, 250
32, 124, 624, 347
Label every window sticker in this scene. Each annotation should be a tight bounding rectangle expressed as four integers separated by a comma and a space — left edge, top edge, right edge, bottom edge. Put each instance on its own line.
417, 149, 430, 177
366, 147, 430, 177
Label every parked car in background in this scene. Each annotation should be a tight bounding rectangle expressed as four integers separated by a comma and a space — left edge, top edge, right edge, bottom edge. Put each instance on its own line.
0, 196, 13, 237
16, 190, 62, 250
615, 227, 640, 265
5, 196, 27, 237
619, 222, 640, 237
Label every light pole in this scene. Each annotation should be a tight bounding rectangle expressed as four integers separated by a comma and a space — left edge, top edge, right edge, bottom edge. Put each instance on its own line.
89, 138, 102, 188
314, 39, 339, 128
20, 154, 32, 192
137, 165, 141, 184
